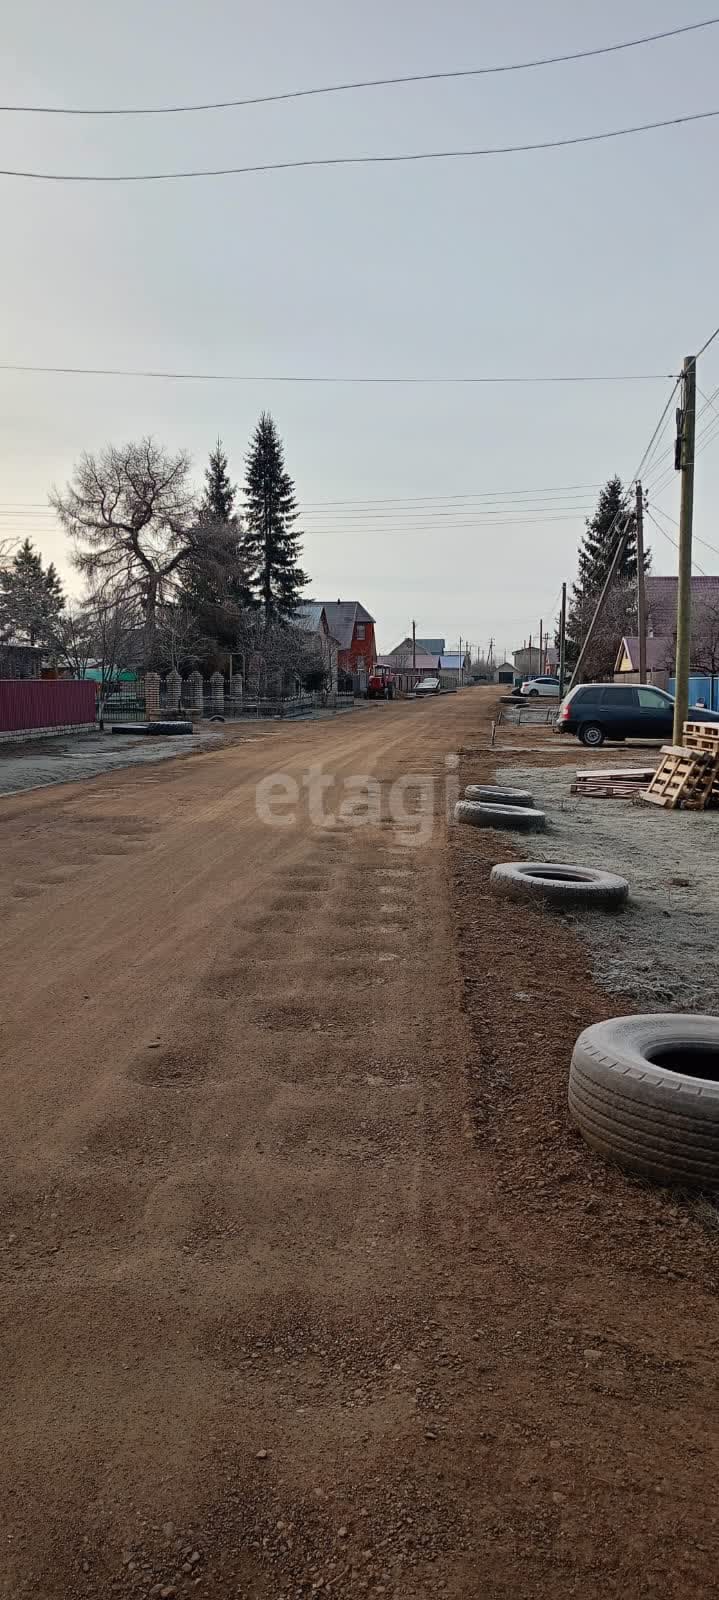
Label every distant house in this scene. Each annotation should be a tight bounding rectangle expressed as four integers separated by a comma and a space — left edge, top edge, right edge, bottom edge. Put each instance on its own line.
438, 651, 470, 688
295, 601, 339, 690
321, 601, 376, 692
493, 660, 516, 685
377, 650, 440, 694
416, 636, 445, 656
513, 644, 558, 678
0, 642, 44, 679
614, 575, 719, 687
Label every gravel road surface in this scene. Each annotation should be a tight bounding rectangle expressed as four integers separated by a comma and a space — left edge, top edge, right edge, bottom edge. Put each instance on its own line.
1, 693, 717, 1600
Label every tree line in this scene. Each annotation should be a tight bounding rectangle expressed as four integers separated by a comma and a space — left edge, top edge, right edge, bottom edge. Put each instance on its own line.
0, 413, 319, 691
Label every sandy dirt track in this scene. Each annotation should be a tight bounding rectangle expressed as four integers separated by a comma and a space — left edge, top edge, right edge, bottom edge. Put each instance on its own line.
1, 691, 717, 1600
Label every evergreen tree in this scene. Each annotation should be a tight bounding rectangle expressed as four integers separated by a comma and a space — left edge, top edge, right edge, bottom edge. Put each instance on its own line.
0, 538, 65, 646
200, 438, 236, 523
565, 476, 651, 671
242, 412, 307, 621
575, 476, 642, 593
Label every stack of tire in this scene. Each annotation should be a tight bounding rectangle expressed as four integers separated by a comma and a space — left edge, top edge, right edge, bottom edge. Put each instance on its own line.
454, 783, 546, 832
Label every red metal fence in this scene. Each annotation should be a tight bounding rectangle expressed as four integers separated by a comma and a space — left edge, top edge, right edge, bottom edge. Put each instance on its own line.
0, 679, 96, 734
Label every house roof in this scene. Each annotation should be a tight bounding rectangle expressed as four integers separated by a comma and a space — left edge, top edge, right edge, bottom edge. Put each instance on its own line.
416, 637, 445, 656
617, 635, 671, 672
320, 600, 375, 650
295, 601, 326, 633
494, 660, 515, 671
645, 575, 719, 632
439, 653, 465, 670
377, 651, 439, 673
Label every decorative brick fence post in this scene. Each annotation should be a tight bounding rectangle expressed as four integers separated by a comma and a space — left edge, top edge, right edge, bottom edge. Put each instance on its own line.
145, 672, 160, 721
190, 669, 204, 717
229, 672, 242, 706
166, 669, 182, 711
210, 670, 225, 713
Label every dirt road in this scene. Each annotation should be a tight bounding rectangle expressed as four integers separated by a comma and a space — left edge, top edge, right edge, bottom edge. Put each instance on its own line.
1, 692, 717, 1599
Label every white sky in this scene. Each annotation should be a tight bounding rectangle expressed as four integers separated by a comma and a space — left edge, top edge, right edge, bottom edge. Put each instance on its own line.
2, 0, 719, 655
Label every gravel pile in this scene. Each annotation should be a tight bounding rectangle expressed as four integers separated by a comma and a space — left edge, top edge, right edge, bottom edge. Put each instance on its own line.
499, 762, 719, 1012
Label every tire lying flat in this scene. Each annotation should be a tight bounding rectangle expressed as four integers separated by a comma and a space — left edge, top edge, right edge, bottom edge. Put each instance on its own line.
454, 800, 546, 832
569, 1014, 719, 1187
464, 783, 534, 808
111, 720, 194, 737
490, 861, 628, 910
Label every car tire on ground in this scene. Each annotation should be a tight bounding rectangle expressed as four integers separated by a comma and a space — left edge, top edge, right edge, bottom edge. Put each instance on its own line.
147, 720, 194, 736
454, 800, 546, 831
490, 861, 629, 909
569, 1014, 719, 1187
528, 688, 539, 697
579, 722, 605, 747
464, 784, 534, 808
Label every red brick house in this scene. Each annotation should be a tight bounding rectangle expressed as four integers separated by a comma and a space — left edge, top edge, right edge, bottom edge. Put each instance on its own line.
321, 601, 376, 692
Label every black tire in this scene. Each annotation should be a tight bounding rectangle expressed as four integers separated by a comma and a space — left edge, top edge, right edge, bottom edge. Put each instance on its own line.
569, 1014, 719, 1188
147, 720, 194, 736
490, 860, 629, 910
579, 722, 605, 748
454, 800, 546, 832
464, 783, 534, 808
528, 688, 539, 697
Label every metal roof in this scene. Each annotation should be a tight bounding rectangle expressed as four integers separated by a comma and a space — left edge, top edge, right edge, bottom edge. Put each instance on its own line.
320, 601, 375, 650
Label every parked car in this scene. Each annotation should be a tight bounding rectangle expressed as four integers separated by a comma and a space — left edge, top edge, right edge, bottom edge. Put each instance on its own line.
414, 676, 441, 696
557, 682, 717, 747
520, 675, 560, 698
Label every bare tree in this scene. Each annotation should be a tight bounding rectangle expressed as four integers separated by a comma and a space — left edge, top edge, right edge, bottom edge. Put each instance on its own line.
154, 600, 202, 673
49, 438, 218, 666
52, 607, 96, 680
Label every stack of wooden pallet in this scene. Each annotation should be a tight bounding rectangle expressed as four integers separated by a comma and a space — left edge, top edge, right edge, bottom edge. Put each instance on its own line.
571, 766, 656, 799
640, 721, 719, 810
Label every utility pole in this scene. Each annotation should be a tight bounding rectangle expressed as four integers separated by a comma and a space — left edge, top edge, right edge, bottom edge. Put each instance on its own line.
635, 479, 647, 685
459, 635, 463, 687
558, 582, 567, 698
673, 355, 696, 744
412, 618, 416, 671
538, 618, 543, 675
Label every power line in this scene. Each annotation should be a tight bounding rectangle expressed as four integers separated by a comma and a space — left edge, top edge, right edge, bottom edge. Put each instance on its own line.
0, 361, 674, 383
696, 322, 719, 359
2, 18, 715, 116
648, 500, 719, 560
298, 482, 601, 506
645, 507, 708, 574
2, 108, 719, 182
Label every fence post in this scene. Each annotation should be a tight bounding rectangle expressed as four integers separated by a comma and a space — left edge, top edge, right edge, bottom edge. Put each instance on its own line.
145, 673, 160, 721
210, 670, 225, 713
189, 669, 204, 716
166, 669, 182, 710
229, 671, 242, 705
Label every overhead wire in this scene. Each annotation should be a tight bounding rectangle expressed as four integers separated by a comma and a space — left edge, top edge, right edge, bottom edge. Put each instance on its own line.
0, 362, 674, 383
2, 18, 715, 115
2, 108, 719, 183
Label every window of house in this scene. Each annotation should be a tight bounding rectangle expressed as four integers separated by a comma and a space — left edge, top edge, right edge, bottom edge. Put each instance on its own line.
356, 624, 365, 640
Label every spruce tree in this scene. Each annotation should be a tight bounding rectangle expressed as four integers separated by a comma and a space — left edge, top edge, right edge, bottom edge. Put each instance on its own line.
200, 438, 236, 523
566, 476, 651, 670
576, 476, 642, 592
0, 538, 65, 646
242, 412, 307, 621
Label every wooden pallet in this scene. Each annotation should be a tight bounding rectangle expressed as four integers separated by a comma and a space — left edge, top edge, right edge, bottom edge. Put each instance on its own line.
572, 765, 656, 800
640, 744, 719, 810
684, 720, 719, 741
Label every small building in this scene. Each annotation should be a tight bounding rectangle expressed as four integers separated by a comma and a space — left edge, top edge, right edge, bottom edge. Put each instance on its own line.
438, 651, 470, 688
493, 660, 515, 685
321, 601, 376, 693
377, 650, 440, 695
614, 636, 670, 688
294, 601, 339, 691
513, 644, 558, 679
0, 641, 44, 679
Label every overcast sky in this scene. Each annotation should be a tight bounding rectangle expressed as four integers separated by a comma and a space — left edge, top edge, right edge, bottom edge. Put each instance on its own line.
2, 0, 719, 655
